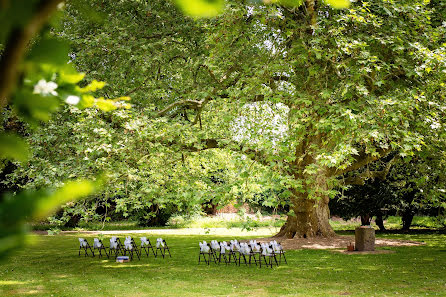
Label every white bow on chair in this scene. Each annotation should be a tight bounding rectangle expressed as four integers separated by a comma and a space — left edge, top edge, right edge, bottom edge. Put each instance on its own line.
231, 241, 240, 252
124, 237, 133, 250
110, 238, 118, 249
140, 237, 149, 246
219, 242, 229, 254
78, 238, 87, 247
240, 243, 250, 255
210, 240, 219, 250
272, 242, 282, 253
199, 242, 210, 253
252, 243, 261, 252
93, 238, 102, 248
156, 238, 164, 248
261, 243, 272, 256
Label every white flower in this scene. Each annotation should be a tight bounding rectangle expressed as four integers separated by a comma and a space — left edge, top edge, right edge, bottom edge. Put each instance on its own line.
430, 122, 441, 129
65, 95, 80, 105
33, 79, 58, 96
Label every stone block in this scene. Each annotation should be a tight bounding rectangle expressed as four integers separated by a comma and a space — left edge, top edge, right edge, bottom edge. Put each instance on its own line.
355, 226, 375, 251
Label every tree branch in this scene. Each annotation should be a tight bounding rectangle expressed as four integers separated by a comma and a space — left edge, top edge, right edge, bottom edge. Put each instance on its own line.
157, 100, 202, 117
342, 155, 397, 185
124, 75, 151, 96
329, 147, 393, 177
159, 137, 271, 168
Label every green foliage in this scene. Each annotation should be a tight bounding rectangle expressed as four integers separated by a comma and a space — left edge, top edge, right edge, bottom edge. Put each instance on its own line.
331, 154, 446, 230
0, 179, 99, 261
2, 0, 446, 240
0, 0, 132, 261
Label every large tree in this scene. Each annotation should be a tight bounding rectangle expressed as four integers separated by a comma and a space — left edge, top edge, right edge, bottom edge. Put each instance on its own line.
6, 0, 446, 238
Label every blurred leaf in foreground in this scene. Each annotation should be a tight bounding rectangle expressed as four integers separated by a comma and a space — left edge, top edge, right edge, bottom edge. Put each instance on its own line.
175, 0, 225, 18
0, 179, 100, 261
324, 0, 350, 9
0, 133, 30, 162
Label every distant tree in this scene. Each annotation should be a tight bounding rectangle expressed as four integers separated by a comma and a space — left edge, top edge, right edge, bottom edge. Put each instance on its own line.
331, 155, 445, 231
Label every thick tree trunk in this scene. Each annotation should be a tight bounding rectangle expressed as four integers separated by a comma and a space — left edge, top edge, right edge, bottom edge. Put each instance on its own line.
276, 192, 335, 238
401, 211, 414, 231
361, 214, 371, 225
375, 215, 386, 231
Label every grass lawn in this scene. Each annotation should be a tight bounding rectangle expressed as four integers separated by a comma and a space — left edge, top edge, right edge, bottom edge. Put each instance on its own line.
0, 231, 445, 296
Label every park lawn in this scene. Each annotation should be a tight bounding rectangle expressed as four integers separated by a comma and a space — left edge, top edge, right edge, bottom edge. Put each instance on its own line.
0, 231, 445, 296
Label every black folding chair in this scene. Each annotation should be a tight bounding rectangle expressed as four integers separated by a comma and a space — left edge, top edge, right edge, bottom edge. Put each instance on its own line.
248, 243, 261, 266
229, 240, 240, 265
93, 238, 109, 258
198, 242, 212, 265
78, 238, 94, 257
140, 237, 156, 257
209, 240, 220, 264
124, 236, 141, 260
272, 242, 287, 265
109, 237, 124, 258
155, 238, 171, 258
238, 243, 250, 266
259, 244, 278, 268
217, 242, 231, 265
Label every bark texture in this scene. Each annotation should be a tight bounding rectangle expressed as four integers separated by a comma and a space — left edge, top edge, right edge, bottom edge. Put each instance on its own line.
276, 166, 336, 239
276, 193, 335, 238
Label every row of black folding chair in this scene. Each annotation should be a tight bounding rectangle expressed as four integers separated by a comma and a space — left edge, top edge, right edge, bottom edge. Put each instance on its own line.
198, 241, 255, 266
78, 237, 171, 260
198, 240, 286, 268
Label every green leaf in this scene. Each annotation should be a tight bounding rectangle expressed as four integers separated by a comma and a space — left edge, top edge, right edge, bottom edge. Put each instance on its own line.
13, 92, 59, 123
77, 80, 106, 93
324, 0, 350, 9
175, 0, 224, 18
60, 69, 86, 84
27, 38, 69, 66
33, 180, 96, 219
0, 133, 30, 162
80, 94, 95, 108
277, 0, 304, 6
95, 98, 117, 112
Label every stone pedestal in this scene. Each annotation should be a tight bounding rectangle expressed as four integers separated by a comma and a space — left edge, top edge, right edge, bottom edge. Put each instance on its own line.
355, 226, 375, 251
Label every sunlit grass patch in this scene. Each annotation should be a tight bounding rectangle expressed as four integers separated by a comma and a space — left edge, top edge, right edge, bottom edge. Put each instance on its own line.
0, 231, 445, 296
